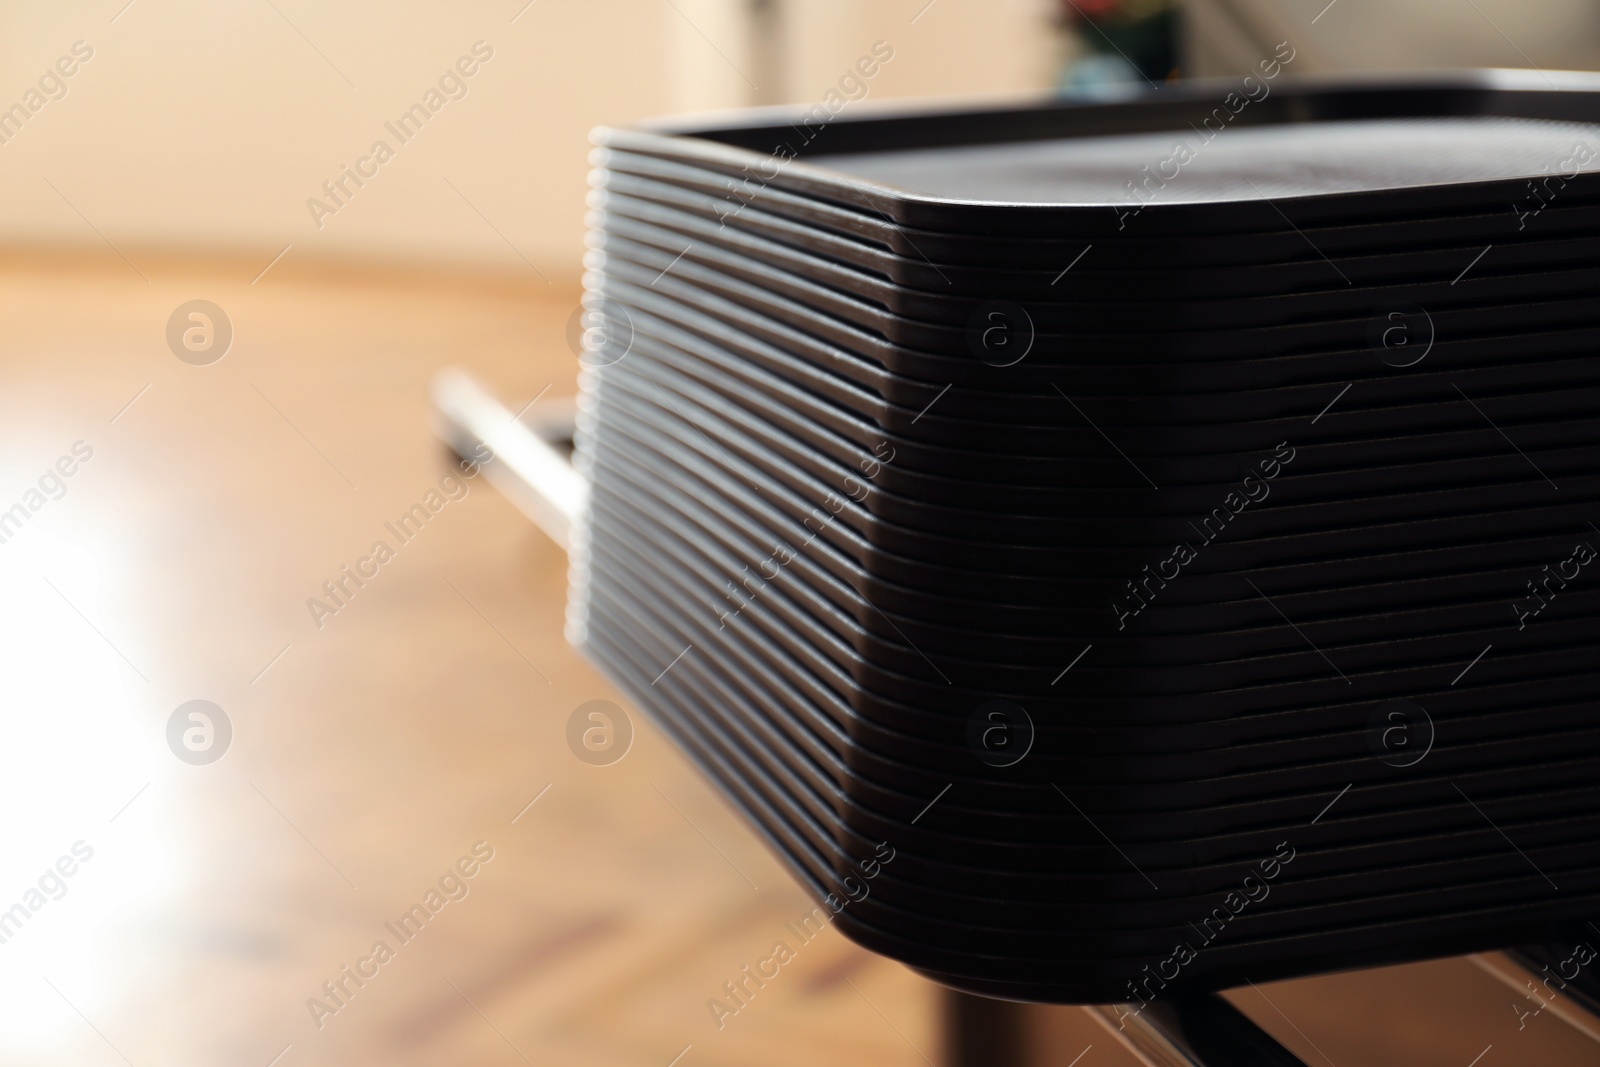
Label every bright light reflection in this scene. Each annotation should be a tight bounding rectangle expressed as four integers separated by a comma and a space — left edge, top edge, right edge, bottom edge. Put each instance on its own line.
0, 530, 163, 1043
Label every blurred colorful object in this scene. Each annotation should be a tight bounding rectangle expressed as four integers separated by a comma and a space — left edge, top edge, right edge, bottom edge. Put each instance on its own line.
1056, 0, 1179, 93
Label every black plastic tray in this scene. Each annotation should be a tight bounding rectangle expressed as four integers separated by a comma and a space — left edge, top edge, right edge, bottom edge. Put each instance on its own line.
595, 203, 1600, 333
601, 78, 1600, 237
579, 415, 1600, 716
598, 356, 1600, 552
588, 442, 1596, 680
586, 357, 1600, 566
592, 173, 1600, 301
586, 585, 1600, 858
584, 574, 1600, 865
582, 400, 1593, 608
585, 484, 1600, 764
588, 168, 1600, 299
570, 74, 1600, 999
582, 452, 1600, 716
596, 272, 1600, 449
595, 199, 1600, 334
587, 277, 1600, 511
597, 299, 1600, 518
583, 421, 1600, 679
578, 384, 1592, 603
582, 614, 1600, 998
590, 301, 1600, 502
586, 595, 1600, 902
592, 236, 1600, 389
595, 246, 1600, 403
594, 144, 1600, 269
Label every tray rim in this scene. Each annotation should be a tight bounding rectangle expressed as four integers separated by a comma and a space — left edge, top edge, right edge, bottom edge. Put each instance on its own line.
595, 70, 1600, 223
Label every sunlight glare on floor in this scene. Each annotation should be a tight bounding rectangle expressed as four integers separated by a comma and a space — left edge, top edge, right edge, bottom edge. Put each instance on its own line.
0, 529, 162, 1043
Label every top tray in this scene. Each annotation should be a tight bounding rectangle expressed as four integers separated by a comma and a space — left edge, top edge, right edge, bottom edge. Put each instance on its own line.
596, 70, 1600, 238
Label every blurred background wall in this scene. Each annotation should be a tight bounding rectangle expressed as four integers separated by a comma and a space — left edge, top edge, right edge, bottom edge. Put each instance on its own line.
0, 0, 1059, 284
2, 0, 1598, 284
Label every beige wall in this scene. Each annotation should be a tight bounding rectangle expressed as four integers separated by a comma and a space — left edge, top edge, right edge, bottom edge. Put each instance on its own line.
9, 0, 1597, 281
670, 0, 1061, 112
0, 0, 1059, 282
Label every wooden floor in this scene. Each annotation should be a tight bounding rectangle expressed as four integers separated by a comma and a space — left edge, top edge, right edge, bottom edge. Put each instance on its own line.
0, 252, 1594, 1066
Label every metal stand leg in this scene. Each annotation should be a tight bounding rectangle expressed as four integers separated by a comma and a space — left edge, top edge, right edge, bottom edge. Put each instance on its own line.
942, 988, 1032, 1066
1087, 993, 1306, 1065
941, 987, 1306, 1066
432, 368, 584, 550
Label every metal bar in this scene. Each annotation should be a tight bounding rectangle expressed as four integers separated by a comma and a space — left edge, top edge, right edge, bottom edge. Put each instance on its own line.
1086, 993, 1307, 1066
430, 368, 587, 551
941, 988, 1030, 1067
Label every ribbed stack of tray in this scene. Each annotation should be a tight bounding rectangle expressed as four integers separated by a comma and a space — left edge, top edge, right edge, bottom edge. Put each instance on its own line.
568, 74, 1600, 1002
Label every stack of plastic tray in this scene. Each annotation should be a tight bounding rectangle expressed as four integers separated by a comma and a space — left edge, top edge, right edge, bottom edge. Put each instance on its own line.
568, 71, 1600, 1003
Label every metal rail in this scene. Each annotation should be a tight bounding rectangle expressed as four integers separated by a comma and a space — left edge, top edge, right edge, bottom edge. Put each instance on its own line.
431, 368, 585, 550
1085, 994, 1306, 1066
